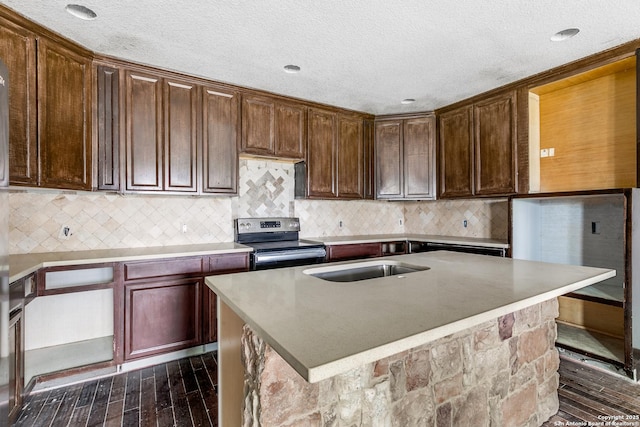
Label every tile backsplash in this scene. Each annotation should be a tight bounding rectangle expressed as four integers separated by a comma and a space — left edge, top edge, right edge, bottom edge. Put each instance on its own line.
404, 198, 509, 239
233, 159, 296, 218
9, 191, 234, 253
296, 199, 405, 238
9, 158, 508, 254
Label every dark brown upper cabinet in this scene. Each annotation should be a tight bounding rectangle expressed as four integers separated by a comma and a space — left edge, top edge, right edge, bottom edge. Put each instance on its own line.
275, 101, 306, 159
375, 120, 402, 198
96, 65, 119, 191
124, 70, 164, 192
363, 120, 375, 199
241, 95, 306, 159
117, 66, 240, 195
37, 38, 92, 190
375, 114, 436, 200
163, 78, 198, 192
336, 114, 364, 198
438, 106, 474, 198
438, 91, 517, 198
241, 96, 273, 155
0, 19, 37, 186
307, 108, 337, 198
473, 92, 517, 195
124, 70, 200, 193
1, 17, 91, 190
305, 108, 366, 199
202, 84, 239, 194
403, 116, 436, 199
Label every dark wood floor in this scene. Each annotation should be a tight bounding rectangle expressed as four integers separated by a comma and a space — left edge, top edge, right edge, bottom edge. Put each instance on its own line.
542, 356, 640, 426
12, 352, 640, 426
13, 352, 218, 427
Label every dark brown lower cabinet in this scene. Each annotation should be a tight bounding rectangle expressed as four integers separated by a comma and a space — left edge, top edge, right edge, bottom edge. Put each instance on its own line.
202, 289, 218, 344
203, 253, 250, 343
327, 243, 382, 261
327, 242, 409, 262
124, 278, 202, 360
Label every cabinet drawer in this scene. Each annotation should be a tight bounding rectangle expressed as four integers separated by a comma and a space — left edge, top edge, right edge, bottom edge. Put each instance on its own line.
209, 253, 249, 274
124, 257, 203, 281
327, 243, 381, 261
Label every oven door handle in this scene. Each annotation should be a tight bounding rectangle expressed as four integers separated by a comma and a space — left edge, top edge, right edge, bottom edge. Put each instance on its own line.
253, 248, 326, 264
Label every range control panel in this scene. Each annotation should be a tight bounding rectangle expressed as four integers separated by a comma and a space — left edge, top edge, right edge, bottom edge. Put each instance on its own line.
236, 217, 301, 234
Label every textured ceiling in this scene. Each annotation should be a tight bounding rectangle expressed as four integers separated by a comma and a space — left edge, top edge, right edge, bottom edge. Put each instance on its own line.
2, 1, 640, 115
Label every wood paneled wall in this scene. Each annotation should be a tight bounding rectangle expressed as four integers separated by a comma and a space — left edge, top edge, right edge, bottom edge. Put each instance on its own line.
558, 296, 624, 338
535, 59, 636, 192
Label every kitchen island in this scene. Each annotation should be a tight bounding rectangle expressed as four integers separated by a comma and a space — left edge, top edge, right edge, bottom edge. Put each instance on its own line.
205, 251, 615, 426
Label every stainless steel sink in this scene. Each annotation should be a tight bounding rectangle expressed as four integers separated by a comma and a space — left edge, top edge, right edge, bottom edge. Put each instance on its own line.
304, 261, 429, 282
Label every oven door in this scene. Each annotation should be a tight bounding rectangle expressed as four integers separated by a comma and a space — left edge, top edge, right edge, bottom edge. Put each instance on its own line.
252, 247, 326, 270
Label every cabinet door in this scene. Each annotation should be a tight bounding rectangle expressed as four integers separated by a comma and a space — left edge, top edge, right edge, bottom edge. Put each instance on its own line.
473, 92, 517, 195
439, 106, 474, 198
0, 20, 37, 185
203, 287, 218, 344
274, 102, 306, 159
241, 95, 274, 155
164, 78, 198, 192
124, 278, 202, 360
404, 116, 436, 199
96, 65, 120, 191
38, 38, 92, 190
125, 71, 163, 191
375, 120, 403, 199
307, 108, 337, 198
337, 114, 364, 198
202, 85, 239, 194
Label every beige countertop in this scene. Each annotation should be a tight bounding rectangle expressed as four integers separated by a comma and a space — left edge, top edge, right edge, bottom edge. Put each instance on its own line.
309, 234, 509, 248
8, 234, 507, 283
205, 251, 613, 383
9, 242, 252, 283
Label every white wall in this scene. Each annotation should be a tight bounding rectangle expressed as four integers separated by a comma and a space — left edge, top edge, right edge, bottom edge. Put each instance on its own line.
512, 194, 625, 288
24, 289, 114, 350
512, 199, 541, 261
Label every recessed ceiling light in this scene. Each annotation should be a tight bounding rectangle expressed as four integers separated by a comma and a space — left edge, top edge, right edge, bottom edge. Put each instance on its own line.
65, 4, 97, 20
283, 65, 301, 74
401, 98, 416, 104
550, 28, 580, 42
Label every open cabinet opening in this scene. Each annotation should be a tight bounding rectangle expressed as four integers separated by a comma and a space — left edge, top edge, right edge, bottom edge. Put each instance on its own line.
512, 190, 639, 380
528, 56, 637, 193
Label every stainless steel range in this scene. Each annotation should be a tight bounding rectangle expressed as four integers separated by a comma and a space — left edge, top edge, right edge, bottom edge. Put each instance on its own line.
234, 217, 326, 270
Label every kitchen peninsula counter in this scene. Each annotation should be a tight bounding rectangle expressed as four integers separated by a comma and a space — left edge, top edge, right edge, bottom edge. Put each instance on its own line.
206, 251, 614, 426
207, 251, 611, 382
9, 242, 252, 283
